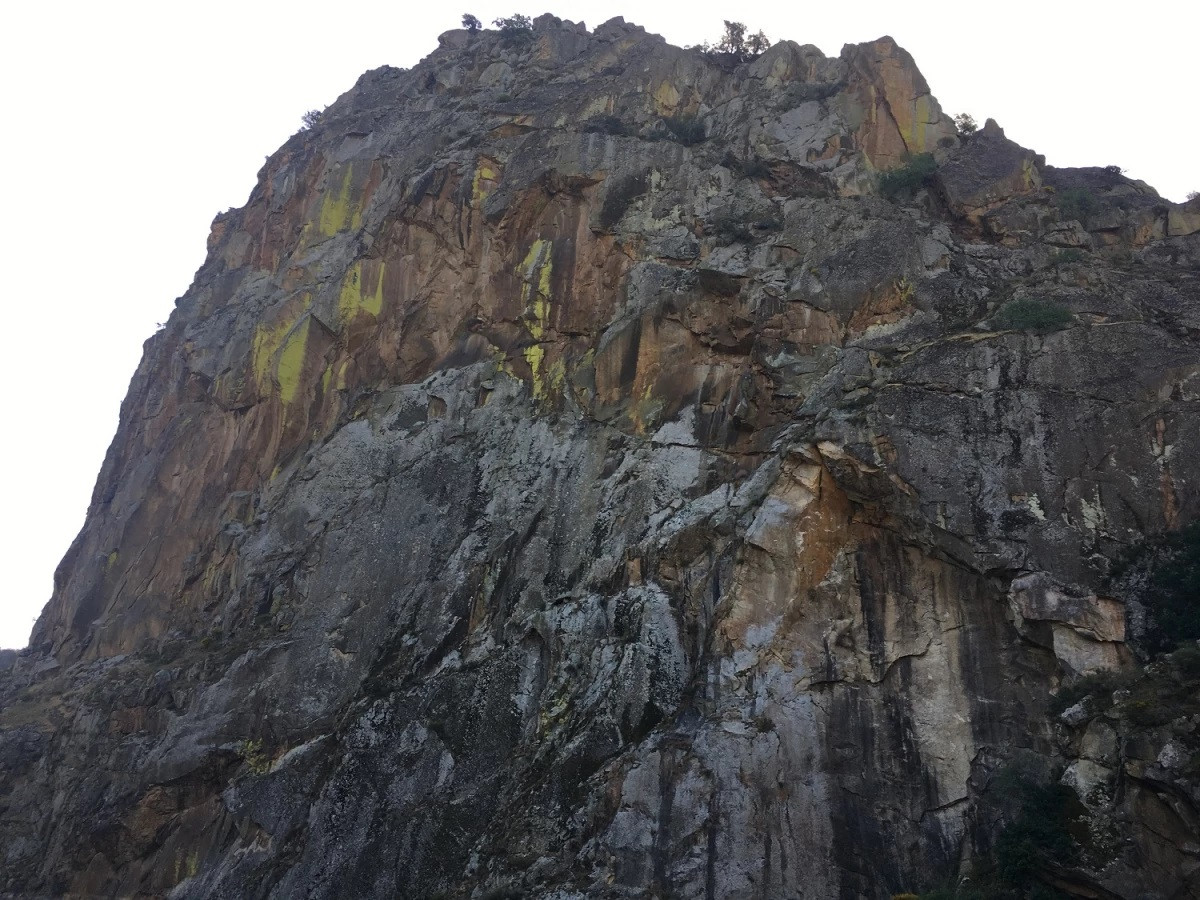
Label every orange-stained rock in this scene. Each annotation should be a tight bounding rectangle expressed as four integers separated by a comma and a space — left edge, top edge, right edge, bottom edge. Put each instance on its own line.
4, 15, 1200, 900
843, 36, 957, 170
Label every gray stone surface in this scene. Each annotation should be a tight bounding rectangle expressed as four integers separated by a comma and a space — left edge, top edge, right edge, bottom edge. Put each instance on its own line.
1, 14, 1198, 900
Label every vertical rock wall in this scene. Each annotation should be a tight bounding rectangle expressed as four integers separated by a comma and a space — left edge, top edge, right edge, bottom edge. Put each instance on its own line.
2, 15, 1198, 899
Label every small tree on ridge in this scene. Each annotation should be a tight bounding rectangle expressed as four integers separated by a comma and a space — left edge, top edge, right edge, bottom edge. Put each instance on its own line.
703, 21, 770, 62
953, 113, 977, 135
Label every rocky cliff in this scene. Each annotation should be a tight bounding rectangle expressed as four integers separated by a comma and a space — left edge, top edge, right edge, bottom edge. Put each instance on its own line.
2, 15, 1199, 899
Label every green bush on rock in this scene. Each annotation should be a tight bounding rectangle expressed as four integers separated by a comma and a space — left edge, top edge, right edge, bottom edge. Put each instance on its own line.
915, 770, 1080, 899
878, 153, 937, 200
993, 299, 1073, 332
1147, 523, 1200, 649
663, 114, 706, 146
493, 14, 533, 40
1057, 187, 1099, 225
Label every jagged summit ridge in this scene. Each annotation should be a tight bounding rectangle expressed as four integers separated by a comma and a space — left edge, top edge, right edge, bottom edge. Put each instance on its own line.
2, 14, 1198, 899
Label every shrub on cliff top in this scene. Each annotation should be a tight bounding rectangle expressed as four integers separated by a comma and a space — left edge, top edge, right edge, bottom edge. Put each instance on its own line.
953, 113, 978, 135
695, 21, 771, 62
493, 14, 533, 40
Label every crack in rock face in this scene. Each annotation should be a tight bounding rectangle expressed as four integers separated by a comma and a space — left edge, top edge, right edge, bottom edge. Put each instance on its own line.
2, 14, 1199, 900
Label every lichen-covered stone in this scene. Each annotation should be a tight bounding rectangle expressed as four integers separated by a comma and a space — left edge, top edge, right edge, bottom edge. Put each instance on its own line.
2, 15, 1198, 900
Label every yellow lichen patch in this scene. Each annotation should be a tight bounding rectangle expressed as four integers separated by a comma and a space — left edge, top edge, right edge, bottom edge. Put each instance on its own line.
318, 166, 361, 237
901, 95, 933, 151
580, 96, 614, 119
337, 261, 386, 325
493, 350, 516, 380
252, 295, 314, 416
200, 560, 222, 594
630, 381, 659, 436
523, 344, 547, 399
472, 158, 500, 206
546, 357, 566, 395
321, 359, 351, 394
517, 240, 554, 397
105, 551, 118, 571
1021, 156, 1038, 191
653, 81, 682, 116
276, 318, 311, 408
519, 239, 553, 336
253, 327, 284, 390
539, 695, 571, 736
171, 848, 200, 884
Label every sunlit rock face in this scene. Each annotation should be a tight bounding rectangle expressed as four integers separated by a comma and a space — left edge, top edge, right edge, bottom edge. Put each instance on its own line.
2, 14, 1198, 899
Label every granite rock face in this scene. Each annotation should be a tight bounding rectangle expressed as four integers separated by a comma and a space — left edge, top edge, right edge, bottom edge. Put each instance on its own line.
3, 15, 1199, 899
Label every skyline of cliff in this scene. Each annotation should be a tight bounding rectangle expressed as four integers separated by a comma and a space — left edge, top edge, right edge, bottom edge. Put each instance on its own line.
3, 4, 1196, 652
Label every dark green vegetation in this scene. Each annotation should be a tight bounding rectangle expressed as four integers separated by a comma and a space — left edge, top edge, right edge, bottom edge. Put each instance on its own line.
1114, 521, 1200, 652
582, 114, 634, 137
938, 524, 1200, 900
878, 153, 937, 200
492, 14, 533, 40
910, 769, 1080, 899
1048, 668, 1134, 717
1056, 187, 1099, 225
1051, 643, 1200, 744
1145, 523, 1200, 649
990, 783, 1079, 895
992, 299, 1073, 332
722, 151, 772, 178
693, 20, 771, 61
1051, 657, 1200, 734
1049, 248, 1086, 265
1130, 642, 1200, 729
662, 113, 706, 145
1050, 642, 1200, 738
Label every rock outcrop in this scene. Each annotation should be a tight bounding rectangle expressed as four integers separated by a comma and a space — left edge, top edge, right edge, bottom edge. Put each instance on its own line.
2, 15, 1198, 899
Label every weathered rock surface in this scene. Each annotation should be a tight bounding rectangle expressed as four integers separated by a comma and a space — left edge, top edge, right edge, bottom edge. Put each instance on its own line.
2, 15, 1198, 899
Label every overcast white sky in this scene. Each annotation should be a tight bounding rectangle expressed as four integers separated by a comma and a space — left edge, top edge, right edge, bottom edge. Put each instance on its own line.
0, 1, 1195, 650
